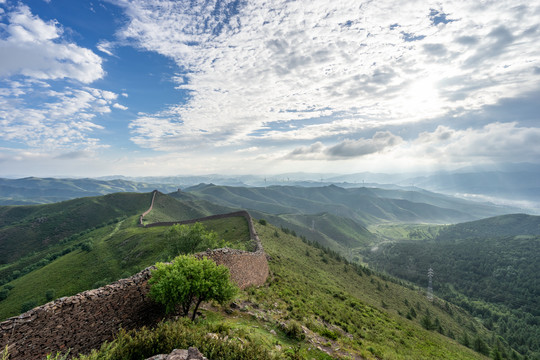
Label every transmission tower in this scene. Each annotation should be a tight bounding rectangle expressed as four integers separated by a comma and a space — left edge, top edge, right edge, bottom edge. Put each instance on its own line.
427, 267, 434, 301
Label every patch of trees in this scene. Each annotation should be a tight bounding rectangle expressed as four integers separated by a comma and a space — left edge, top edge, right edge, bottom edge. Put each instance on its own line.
165, 222, 232, 257
364, 235, 540, 359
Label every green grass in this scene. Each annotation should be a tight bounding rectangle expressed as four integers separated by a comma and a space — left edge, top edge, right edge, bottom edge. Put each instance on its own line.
53, 222, 493, 360
0, 192, 153, 265
368, 223, 443, 242
0, 215, 253, 320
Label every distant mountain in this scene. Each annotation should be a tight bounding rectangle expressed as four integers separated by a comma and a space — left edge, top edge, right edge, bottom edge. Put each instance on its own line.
437, 213, 540, 240
398, 165, 540, 212
0, 177, 179, 205
184, 184, 519, 226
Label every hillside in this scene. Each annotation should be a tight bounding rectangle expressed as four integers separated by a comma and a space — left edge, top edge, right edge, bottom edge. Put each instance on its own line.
3, 221, 499, 360
185, 184, 515, 225
0, 192, 532, 359
0, 214, 252, 321
364, 214, 540, 358
0, 192, 153, 265
0, 177, 179, 205
75, 222, 499, 359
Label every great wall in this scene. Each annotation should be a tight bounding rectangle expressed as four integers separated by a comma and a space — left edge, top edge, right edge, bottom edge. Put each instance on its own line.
0, 191, 269, 359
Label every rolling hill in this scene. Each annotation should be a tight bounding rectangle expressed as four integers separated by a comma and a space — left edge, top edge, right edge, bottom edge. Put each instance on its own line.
364, 214, 540, 359
185, 184, 516, 225
0, 196, 502, 359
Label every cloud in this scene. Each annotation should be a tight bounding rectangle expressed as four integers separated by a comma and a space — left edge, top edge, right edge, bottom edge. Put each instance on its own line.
0, 5, 123, 152
286, 131, 403, 160
54, 150, 93, 160
97, 40, 115, 56
112, 0, 540, 152
0, 4, 104, 83
113, 103, 128, 110
327, 132, 403, 158
0, 86, 119, 149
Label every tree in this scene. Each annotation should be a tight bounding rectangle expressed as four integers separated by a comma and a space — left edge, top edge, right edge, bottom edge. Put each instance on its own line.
165, 223, 224, 256
149, 255, 237, 320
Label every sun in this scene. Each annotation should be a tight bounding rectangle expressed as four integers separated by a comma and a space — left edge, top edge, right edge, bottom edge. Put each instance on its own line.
400, 77, 445, 119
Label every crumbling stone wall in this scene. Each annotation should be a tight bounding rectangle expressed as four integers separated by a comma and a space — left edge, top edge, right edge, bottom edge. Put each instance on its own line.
0, 211, 268, 360
0, 268, 162, 359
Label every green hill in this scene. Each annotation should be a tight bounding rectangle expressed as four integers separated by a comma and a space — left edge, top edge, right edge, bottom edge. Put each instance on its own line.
0, 192, 154, 265
61, 222, 497, 360
0, 192, 531, 359
437, 213, 540, 240
364, 214, 540, 358
0, 213, 252, 321
185, 184, 513, 225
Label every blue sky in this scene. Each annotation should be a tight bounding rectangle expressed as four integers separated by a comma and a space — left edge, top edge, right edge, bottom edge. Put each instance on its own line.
0, 0, 539, 177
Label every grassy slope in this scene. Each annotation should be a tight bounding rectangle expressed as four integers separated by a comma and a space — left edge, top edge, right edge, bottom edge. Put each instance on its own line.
142, 191, 235, 224
252, 222, 489, 359
72, 222, 489, 360
0, 192, 153, 265
0, 214, 252, 320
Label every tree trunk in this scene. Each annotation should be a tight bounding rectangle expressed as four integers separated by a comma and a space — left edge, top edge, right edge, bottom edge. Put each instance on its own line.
191, 298, 204, 321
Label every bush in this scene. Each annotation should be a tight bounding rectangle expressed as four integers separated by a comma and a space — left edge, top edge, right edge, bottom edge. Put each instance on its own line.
282, 320, 305, 341
73, 318, 275, 360
45, 288, 56, 302
149, 255, 237, 320
258, 219, 267, 226
81, 241, 94, 252
21, 299, 38, 313
165, 223, 225, 256
0, 288, 9, 301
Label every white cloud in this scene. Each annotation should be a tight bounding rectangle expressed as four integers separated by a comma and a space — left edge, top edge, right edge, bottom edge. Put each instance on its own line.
114, 0, 540, 151
0, 5, 104, 83
410, 122, 540, 163
97, 40, 115, 56
0, 86, 118, 149
0, 5, 122, 152
113, 103, 128, 110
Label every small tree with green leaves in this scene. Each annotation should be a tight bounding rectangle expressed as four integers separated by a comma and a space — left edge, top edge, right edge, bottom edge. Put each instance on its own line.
165, 222, 224, 256
149, 255, 237, 320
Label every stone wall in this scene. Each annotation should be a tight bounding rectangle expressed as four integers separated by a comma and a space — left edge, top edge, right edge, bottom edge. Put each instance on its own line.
0, 211, 268, 360
0, 268, 162, 359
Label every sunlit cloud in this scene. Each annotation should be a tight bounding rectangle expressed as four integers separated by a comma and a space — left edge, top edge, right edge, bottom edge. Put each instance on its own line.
115, 0, 540, 152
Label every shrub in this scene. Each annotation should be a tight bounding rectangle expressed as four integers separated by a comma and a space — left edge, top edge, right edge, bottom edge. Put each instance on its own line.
81, 241, 94, 252
165, 222, 224, 256
0, 288, 9, 301
45, 288, 56, 302
21, 299, 38, 313
149, 255, 237, 320
258, 219, 267, 225
282, 320, 305, 341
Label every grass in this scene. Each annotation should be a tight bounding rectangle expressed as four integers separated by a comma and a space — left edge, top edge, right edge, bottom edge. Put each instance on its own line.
0, 215, 254, 320
44, 222, 492, 360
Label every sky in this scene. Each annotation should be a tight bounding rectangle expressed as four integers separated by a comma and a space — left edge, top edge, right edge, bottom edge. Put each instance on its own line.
0, 0, 539, 177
